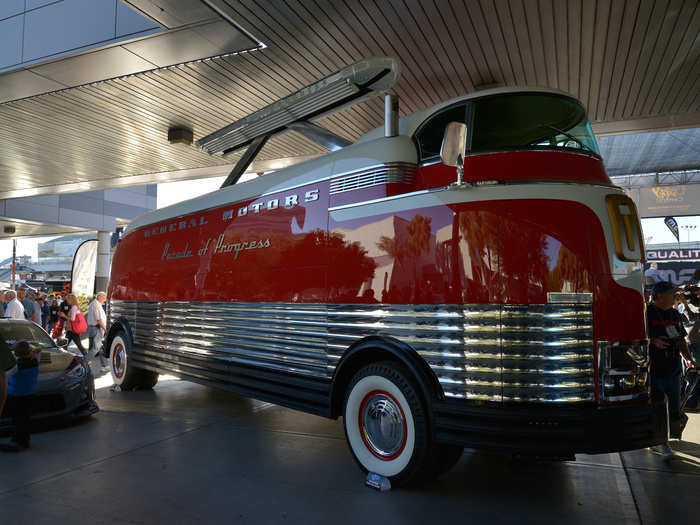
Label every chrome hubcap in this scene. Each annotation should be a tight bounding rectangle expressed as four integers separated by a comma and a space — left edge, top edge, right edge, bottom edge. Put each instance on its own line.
114, 343, 126, 378
360, 392, 406, 458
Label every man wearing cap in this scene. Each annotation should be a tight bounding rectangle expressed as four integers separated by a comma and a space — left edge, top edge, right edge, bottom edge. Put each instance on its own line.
647, 281, 699, 459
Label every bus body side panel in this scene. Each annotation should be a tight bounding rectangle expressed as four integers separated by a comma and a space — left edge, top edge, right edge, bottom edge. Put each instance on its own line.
110, 181, 331, 303
110, 186, 635, 406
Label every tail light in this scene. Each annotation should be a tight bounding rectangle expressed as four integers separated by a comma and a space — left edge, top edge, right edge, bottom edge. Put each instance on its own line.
597, 340, 649, 402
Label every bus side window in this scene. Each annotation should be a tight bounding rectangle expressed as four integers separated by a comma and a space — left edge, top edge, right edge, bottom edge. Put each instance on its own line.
415, 104, 468, 162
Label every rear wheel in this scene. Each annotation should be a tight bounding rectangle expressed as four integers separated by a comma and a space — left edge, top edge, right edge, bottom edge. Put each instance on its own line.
109, 331, 159, 390
343, 361, 441, 487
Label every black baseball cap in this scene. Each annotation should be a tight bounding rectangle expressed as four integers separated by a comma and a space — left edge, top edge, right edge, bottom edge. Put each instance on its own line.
652, 281, 678, 296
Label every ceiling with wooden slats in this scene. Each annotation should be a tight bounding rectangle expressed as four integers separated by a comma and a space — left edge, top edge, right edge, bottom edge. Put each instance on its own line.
1, 0, 699, 198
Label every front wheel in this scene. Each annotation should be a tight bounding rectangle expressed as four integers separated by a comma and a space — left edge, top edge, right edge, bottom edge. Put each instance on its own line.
109, 331, 159, 390
343, 361, 440, 487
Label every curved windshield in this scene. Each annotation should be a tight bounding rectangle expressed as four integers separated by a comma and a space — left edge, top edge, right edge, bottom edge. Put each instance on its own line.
468, 93, 600, 155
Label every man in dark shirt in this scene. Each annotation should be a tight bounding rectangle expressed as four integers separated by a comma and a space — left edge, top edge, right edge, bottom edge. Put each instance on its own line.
48, 299, 60, 337
647, 281, 698, 458
56, 298, 71, 338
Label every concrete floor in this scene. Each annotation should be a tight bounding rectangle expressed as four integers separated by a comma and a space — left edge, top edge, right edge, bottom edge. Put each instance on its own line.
1, 370, 699, 525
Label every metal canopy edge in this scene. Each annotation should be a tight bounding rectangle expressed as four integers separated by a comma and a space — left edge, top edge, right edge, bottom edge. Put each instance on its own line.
195, 56, 401, 158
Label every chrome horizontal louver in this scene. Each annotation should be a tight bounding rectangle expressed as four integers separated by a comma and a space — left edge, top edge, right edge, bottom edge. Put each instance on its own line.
109, 301, 330, 378
110, 301, 594, 403
500, 305, 594, 403
329, 164, 417, 194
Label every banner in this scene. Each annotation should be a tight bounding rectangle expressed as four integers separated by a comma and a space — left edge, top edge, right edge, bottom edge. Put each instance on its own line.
647, 248, 700, 261
71, 239, 98, 311
664, 216, 680, 241
634, 185, 700, 218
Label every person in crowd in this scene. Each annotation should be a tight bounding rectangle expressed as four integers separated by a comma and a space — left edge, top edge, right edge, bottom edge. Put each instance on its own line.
680, 286, 700, 411
3, 291, 24, 320
63, 294, 87, 356
39, 296, 50, 331
17, 287, 35, 322
674, 293, 685, 315
56, 296, 72, 339
0, 337, 16, 426
647, 281, 699, 460
644, 262, 664, 286
48, 299, 59, 338
29, 293, 40, 325
36, 297, 44, 327
0, 341, 41, 452
86, 292, 109, 371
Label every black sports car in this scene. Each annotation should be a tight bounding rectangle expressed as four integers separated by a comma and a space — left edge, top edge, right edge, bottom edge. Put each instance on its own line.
0, 319, 98, 431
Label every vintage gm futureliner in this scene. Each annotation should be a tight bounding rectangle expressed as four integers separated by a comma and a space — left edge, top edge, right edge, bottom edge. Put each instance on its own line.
107, 56, 666, 485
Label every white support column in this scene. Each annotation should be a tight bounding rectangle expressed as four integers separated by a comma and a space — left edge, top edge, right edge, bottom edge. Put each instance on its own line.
95, 231, 111, 293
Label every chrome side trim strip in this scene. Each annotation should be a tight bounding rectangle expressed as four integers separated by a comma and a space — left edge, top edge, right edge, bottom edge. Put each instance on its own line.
547, 292, 594, 304
110, 301, 594, 403
328, 187, 441, 212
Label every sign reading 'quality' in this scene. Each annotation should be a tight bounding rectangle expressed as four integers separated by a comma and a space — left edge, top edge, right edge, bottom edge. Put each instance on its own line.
646, 249, 700, 261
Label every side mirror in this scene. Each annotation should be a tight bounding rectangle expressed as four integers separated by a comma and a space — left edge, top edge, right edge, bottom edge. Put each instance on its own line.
440, 122, 467, 184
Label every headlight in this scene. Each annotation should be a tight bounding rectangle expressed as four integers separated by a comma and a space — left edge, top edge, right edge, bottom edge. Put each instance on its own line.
597, 340, 649, 403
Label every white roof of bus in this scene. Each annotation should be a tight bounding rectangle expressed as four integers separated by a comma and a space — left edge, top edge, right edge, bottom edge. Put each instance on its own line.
125, 86, 577, 235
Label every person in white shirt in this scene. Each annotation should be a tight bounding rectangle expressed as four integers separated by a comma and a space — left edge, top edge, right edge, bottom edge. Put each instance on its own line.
86, 292, 108, 371
3, 291, 25, 320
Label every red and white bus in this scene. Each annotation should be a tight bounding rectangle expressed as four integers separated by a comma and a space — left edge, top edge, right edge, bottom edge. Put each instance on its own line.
106, 57, 666, 486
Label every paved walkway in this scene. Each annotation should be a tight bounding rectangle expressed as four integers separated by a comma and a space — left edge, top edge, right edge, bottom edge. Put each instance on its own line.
1, 376, 698, 525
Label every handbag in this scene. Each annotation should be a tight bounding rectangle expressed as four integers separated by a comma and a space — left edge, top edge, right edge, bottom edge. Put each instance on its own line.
72, 311, 88, 334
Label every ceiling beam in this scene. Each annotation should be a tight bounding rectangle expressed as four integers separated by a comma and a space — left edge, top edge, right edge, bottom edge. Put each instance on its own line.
593, 111, 700, 137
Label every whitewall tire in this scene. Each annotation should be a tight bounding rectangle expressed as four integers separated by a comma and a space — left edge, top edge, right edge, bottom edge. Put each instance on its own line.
343, 361, 438, 486
110, 333, 128, 387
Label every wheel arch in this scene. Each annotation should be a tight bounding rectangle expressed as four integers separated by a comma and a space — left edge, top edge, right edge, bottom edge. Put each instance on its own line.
329, 335, 443, 420
104, 317, 133, 358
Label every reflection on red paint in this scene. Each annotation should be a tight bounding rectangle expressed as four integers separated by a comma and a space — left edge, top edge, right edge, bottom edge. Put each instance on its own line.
110, 152, 644, 356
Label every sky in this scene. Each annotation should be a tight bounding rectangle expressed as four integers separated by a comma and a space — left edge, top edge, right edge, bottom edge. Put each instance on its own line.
1, 176, 699, 262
